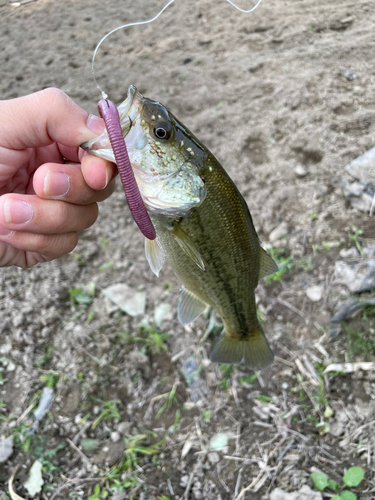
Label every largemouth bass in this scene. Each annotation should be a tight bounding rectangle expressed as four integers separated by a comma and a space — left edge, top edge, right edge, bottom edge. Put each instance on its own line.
82, 86, 278, 370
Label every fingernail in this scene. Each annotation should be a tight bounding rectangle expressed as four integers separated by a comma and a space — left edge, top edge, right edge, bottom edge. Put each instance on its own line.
44, 171, 70, 197
0, 225, 13, 236
87, 114, 105, 134
4, 199, 33, 224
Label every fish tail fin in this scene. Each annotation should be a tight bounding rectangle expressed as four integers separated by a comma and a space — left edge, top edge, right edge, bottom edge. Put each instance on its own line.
209, 325, 274, 370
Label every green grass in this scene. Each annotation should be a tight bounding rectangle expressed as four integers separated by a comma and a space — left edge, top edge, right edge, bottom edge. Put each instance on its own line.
344, 324, 375, 361
264, 247, 295, 284
135, 326, 170, 354
91, 398, 121, 429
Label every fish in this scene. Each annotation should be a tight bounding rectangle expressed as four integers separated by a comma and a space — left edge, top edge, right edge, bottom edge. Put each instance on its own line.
82, 85, 278, 369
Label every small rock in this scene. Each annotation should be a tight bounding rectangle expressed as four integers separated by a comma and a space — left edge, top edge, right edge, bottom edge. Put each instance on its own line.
329, 410, 348, 437
207, 451, 220, 464
12, 312, 24, 327
80, 439, 101, 454
341, 180, 373, 213
306, 285, 323, 302
127, 350, 150, 378
269, 222, 289, 243
339, 247, 359, 258
294, 165, 307, 177
0, 436, 13, 463
154, 302, 172, 328
270, 485, 322, 500
111, 493, 127, 500
110, 431, 121, 443
180, 474, 189, 487
117, 421, 132, 435
345, 146, 375, 182
209, 432, 228, 450
102, 283, 147, 317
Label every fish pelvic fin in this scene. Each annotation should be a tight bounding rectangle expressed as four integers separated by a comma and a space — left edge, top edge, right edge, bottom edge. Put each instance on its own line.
178, 287, 208, 325
209, 325, 274, 370
258, 247, 278, 280
170, 224, 205, 271
145, 238, 165, 277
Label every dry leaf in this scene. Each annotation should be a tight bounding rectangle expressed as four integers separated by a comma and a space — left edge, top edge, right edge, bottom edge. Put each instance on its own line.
8, 465, 26, 500
324, 362, 375, 374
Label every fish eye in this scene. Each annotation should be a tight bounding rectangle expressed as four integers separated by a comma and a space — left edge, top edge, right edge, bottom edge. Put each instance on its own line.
153, 123, 172, 140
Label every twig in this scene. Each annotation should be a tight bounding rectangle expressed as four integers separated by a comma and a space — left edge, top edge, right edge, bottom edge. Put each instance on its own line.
233, 467, 243, 500
50, 477, 100, 500
276, 297, 305, 317
235, 468, 264, 500
66, 438, 92, 470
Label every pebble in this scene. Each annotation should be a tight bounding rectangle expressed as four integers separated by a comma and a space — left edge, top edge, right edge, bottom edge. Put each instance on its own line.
207, 451, 220, 464
294, 165, 307, 177
269, 221, 289, 243
110, 431, 121, 443
305, 285, 323, 302
270, 485, 322, 500
180, 474, 189, 487
102, 283, 147, 317
0, 436, 13, 464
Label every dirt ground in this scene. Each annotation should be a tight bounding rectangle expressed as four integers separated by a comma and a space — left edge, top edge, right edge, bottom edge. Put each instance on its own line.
1, 0, 375, 498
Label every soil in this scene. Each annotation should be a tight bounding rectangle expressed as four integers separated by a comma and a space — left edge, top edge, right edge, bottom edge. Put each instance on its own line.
1, 0, 375, 499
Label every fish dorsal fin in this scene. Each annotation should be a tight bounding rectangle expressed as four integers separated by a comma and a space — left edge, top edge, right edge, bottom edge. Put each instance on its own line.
178, 287, 208, 325
170, 225, 205, 271
145, 238, 165, 277
258, 247, 278, 279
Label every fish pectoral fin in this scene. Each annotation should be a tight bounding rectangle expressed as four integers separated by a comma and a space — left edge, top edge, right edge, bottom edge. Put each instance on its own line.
178, 287, 208, 325
209, 326, 274, 370
258, 247, 278, 279
170, 225, 205, 271
145, 238, 165, 277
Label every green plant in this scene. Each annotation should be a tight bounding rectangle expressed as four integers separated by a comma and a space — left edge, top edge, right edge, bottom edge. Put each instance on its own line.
219, 364, 236, 390
348, 226, 363, 254
153, 383, 180, 418
240, 373, 258, 385
135, 326, 170, 354
344, 324, 375, 361
311, 466, 364, 499
91, 398, 121, 429
107, 433, 164, 481
69, 283, 95, 306
39, 370, 60, 387
88, 484, 109, 500
255, 394, 273, 405
264, 247, 294, 284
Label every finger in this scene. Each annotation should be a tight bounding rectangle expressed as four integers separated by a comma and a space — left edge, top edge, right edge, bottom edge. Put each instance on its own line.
33, 162, 116, 203
0, 88, 105, 151
0, 230, 78, 263
80, 152, 118, 191
0, 194, 98, 234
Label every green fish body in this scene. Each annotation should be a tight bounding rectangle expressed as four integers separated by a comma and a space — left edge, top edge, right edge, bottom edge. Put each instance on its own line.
82, 86, 277, 369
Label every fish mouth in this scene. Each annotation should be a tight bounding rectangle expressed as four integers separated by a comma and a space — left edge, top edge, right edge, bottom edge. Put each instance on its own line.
81, 85, 143, 162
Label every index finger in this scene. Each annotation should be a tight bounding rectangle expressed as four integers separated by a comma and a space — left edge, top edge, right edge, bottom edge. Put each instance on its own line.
0, 88, 104, 151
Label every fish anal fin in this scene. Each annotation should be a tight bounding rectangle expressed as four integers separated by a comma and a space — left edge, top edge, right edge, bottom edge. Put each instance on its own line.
209, 326, 274, 370
259, 247, 278, 280
178, 287, 208, 325
170, 225, 205, 271
145, 238, 165, 277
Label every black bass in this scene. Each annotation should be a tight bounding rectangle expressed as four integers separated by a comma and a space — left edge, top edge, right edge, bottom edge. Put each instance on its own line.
82, 86, 277, 370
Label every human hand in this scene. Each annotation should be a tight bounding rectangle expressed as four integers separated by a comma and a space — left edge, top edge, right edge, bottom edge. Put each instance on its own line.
0, 88, 117, 268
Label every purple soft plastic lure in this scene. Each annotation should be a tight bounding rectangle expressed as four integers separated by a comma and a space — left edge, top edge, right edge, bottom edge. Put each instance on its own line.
97, 98, 156, 240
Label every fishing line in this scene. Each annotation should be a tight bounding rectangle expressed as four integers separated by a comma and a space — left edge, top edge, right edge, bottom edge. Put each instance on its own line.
92, 0, 264, 99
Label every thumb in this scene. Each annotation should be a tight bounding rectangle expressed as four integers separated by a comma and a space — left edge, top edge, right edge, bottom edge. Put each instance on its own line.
0, 88, 104, 150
